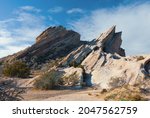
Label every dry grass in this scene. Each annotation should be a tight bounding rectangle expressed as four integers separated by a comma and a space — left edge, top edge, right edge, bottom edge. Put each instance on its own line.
103, 85, 148, 101
0, 79, 25, 101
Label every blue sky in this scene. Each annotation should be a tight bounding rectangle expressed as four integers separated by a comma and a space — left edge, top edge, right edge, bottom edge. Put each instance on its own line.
0, 0, 150, 57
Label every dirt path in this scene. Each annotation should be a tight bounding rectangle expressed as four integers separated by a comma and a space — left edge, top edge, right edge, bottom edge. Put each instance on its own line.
22, 88, 103, 101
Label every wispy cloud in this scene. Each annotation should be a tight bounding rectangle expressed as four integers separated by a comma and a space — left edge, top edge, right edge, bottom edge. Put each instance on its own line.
0, 6, 46, 58
67, 8, 84, 14
20, 6, 41, 12
69, 3, 150, 55
48, 6, 63, 13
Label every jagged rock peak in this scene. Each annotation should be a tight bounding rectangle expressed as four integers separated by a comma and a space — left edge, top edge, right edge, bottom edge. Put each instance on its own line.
96, 25, 125, 56
97, 25, 116, 42
36, 25, 78, 43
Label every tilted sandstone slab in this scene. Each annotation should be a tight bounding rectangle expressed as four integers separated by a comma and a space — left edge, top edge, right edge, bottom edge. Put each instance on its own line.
60, 45, 92, 67
96, 25, 125, 56
62, 26, 125, 69
91, 55, 150, 89
0, 25, 149, 91
0, 26, 81, 68
61, 26, 149, 90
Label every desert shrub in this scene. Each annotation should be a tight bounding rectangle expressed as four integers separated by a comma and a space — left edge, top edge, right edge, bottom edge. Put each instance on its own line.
2, 61, 30, 78
0, 62, 3, 66
136, 56, 145, 61
34, 70, 61, 90
104, 85, 147, 101
59, 72, 79, 86
0, 79, 25, 101
109, 77, 126, 88
46, 59, 62, 68
69, 61, 78, 67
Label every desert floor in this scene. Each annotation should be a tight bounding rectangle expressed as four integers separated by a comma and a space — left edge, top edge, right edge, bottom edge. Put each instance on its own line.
21, 87, 150, 101
21, 88, 105, 101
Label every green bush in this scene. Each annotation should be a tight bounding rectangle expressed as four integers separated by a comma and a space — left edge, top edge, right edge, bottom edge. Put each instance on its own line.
0, 62, 3, 66
2, 61, 30, 78
69, 61, 78, 67
34, 70, 61, 90
59, 72, 79, 86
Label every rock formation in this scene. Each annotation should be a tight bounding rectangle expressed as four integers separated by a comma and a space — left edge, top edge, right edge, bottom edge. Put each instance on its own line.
0, 26, 82, 67
0, 25, 149, 91
60, 26, 150, 90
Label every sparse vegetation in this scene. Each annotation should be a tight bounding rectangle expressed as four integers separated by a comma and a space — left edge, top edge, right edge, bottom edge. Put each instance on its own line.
34, 70, 61, 90
0, 79, 25, 101
2, 61, 30, 78
69, 60, 84, 68
109, 77, 126, 88
104, 85, 147, 101
136, 56, 145, 61
69, 61, 78, 67
88, 93, 92, 96
59, 72, 79, 86
100, 89, 107, 94
47, 58, 63, 68
0, 62, 3, 66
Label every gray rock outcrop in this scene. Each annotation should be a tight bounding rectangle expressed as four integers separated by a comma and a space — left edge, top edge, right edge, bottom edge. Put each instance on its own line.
0, 26, 81, 67
60, 26, 150, 90
0, 25, 149, 91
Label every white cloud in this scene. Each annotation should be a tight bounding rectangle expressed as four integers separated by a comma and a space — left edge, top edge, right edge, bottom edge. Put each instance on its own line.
67, 8, 84, 14
0, 45, 30, 58
0, 29, 13, 45
20, 6, 41, 12
48, 6, 63, 13
69, 3, 150, 55
0, 6, 46, 58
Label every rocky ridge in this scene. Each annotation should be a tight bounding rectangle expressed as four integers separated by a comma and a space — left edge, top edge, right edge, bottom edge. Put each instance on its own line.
0, 25, 150, 91
0, 26, 82, 68
59, 26, 150, 90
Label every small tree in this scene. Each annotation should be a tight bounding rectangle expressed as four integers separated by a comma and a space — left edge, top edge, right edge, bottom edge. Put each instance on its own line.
2, 61, 30, 78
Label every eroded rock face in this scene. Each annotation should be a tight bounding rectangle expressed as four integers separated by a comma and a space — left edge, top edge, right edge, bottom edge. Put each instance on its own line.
0, 25, 149, 91
144, 59, 150, 75
0, 26, 81, 68
96, 26, 125, 56
60, 26, 150, 90
91, 55, 150, 89
19, 26, 81, 63
61, 26, 125, 67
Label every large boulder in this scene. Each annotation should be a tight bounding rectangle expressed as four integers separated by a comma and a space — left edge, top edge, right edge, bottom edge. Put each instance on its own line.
91, 55, 150, 89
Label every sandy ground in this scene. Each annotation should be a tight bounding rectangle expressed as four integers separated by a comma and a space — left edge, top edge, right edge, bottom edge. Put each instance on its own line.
22, 88, 104, 101
21, 88, 150, 101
